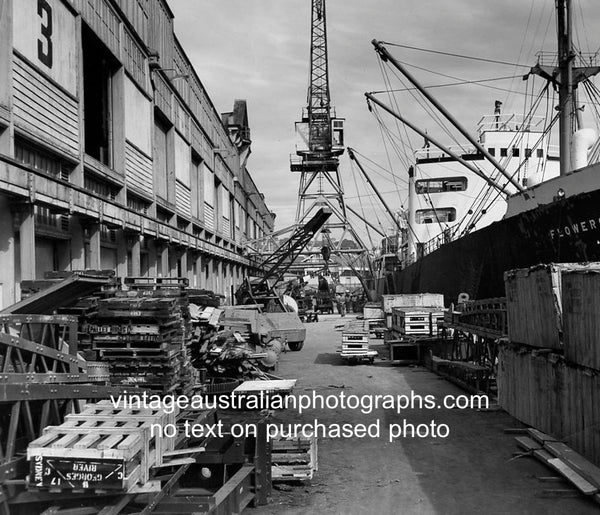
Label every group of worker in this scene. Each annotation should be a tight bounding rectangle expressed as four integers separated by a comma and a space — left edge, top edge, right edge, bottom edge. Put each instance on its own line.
334, 288, 359, 316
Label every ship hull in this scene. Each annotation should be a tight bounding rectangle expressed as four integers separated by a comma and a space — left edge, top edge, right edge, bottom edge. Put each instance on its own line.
387, 189, 600, 304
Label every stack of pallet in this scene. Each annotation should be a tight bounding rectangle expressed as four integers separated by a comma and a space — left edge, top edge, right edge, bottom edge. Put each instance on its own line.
87, 288, 194, 395
499, 263, 600, 466
27, 400, 176, 493
271, 436, 318, 482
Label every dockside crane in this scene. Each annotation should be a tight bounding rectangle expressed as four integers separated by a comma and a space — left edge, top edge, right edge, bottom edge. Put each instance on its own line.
290, 0, 369, 278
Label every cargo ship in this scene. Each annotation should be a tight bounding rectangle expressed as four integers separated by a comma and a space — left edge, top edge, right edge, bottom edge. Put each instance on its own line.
371, 0, 600, 304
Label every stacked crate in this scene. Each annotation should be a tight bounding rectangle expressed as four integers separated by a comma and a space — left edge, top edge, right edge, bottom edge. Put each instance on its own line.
27, 400, 176, 493
337, 320, 377, 362
390, 307, 444, 337
382, 293, 444, 330
561, 269, 600, 371
87, 288, 194, 395
499, 263, 600, 466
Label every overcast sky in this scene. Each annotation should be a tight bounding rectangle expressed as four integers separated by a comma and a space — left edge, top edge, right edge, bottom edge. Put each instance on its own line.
169, 0, 600, 239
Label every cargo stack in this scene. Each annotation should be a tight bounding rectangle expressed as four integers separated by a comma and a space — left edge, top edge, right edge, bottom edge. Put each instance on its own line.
379, 294, 444, 365
87, 282, 196, 395
499, 263, 600, 466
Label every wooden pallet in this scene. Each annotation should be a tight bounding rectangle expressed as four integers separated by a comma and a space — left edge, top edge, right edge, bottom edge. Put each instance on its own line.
271, 436, 318, 481
27, 400, 176, 493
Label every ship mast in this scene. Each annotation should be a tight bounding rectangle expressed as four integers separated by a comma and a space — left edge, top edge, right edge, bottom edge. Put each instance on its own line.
557, 0, 574, 176
529, 0, 600, 175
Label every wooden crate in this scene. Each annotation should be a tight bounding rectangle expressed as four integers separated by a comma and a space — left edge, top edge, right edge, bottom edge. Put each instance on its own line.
504, 263, 597, 349
27, 400, 176, 492
271, 436, 318, 481
497, 343, 600, 466
391, 308, 443, 336
562, 270, 600, 370
363, 302, 384, 320
382, 293, 444, 314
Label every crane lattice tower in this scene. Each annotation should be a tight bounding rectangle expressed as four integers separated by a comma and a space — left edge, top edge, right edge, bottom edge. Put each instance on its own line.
290, 0, 367, 274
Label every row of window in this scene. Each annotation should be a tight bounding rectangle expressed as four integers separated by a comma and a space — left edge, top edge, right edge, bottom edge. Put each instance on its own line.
488, 147, 544, 158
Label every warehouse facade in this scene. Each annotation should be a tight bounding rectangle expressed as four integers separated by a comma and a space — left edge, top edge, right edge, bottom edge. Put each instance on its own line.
0, 0, 274, 309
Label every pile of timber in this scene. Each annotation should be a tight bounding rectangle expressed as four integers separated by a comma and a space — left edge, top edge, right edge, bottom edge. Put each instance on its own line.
515, 428, 600, 504
271, 435, 318, 481
197, 328, 280, 381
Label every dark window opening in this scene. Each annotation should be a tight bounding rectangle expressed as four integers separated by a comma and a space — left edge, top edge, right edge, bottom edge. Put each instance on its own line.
84, 172, 119, 200
415, 177, 467, 194
416, 207, 456, 224
537, 148, 544, 158
487, 147, 495, 156
500, 148, 508, 157
82, 25, 118, 165
525, 148, 532, 158
153, 116, 171, 204
15, 139, 72, 180
512, 147, 520, 157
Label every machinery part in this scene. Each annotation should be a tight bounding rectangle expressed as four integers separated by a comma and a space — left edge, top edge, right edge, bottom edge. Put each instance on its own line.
288, 341, 304, 352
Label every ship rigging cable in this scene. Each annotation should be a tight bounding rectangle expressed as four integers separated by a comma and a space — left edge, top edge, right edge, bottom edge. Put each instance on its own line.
369, 75, 524, 95
378, 42, 530, 69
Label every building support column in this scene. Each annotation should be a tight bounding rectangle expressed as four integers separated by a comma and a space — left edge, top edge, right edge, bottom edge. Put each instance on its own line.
0, 196, 16, 308
180, 249, 188, 281
19, 204, 35, 280
147, 238, 157, 278
131, 234, 141, 277
160, 244, 169, 278
69, 217, 86, 270
116, 229, 128, 279
89, 223, 101, 270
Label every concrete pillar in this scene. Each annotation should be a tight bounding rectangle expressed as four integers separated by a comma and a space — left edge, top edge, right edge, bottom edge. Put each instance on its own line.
207, 257, 215, 292
194, 254, 202, 288
215, 259, 222, 296
147, 238, 157, 278
19, 204, 35, 280
180, 249, 188, 281
89, 223, 101, 270
69, 217, 86, 270
160, 244, 169, 277
169, 248, 178, 277
131, 234, 141, 277
116, 229, 128, 279
0, 196, 16, 308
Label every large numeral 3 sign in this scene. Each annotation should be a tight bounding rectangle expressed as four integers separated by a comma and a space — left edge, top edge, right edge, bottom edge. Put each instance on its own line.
37, 0, 53, 68
13, 0, 77, 94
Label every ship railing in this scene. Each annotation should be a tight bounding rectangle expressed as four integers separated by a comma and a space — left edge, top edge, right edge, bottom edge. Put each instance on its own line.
421, 229, 453, 257
477, 114, 546, 135
535, 51, 598, 68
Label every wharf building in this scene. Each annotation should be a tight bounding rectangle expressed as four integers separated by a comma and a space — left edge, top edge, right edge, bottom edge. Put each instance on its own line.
0, 0, 274, 309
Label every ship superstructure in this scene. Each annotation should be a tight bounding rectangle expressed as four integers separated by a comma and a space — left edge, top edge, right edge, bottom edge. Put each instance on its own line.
405, 112, 559, 266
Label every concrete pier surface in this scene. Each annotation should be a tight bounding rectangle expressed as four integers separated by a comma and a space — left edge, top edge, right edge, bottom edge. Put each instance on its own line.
250, 314, 599, 515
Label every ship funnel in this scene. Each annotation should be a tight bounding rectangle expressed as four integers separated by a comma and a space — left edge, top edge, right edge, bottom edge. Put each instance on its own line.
571, 128, 597, 171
